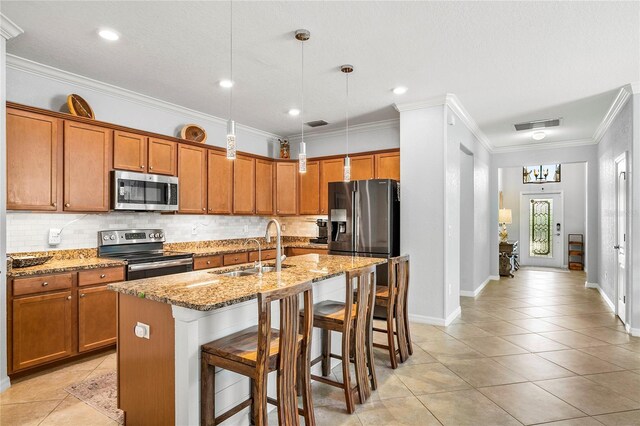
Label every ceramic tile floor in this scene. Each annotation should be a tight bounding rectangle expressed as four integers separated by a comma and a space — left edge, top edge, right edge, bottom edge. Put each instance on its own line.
3, 269, 640, 425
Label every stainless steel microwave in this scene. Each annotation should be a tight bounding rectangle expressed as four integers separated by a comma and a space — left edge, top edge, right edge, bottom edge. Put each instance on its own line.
112, 171, 179, 211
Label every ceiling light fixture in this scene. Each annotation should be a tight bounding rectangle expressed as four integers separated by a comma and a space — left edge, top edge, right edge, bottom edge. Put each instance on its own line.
296, 29, 310, 173
219, 80, 233, 88
532, 131, 546, 141
341, 64, 354, 182
225, 1, 236, 160
98, 29, 119, 41
393, 86, 408, 95
288, 108, 300, 116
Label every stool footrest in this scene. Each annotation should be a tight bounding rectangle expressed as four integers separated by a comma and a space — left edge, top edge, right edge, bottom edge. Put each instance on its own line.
215, 399, 252, 425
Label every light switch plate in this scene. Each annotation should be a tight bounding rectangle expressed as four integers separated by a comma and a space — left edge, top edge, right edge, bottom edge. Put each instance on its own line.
48, 228, 62, 245
134, 322, 150, 339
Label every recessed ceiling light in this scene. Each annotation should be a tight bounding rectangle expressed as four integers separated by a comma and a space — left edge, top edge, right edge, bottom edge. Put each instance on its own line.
393, 86, 408, 95
288, 108, 300, 116
98, 29, 119, 41
219, 80, 234, 88
532, 131, 546, 141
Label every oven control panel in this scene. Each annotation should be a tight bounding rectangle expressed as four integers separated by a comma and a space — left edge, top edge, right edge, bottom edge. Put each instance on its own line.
98, 229, 166, 246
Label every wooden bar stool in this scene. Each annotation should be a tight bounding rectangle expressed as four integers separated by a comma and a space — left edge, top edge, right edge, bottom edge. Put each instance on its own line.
371, 255, 411, 368
200, 280, 315, 426
307, 265, 377, 414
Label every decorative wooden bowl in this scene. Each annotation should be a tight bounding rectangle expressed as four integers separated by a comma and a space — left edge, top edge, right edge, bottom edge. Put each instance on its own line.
181, 124, 207, 143
67, 94, 95, 119
11, 255, 53, 268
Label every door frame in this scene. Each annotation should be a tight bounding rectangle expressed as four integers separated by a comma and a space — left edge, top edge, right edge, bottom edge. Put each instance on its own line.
614, 152, 628, 323
519, 190, 565, 268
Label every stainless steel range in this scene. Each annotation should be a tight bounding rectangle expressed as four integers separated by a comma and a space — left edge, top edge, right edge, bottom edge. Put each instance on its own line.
98, 229, 193, 280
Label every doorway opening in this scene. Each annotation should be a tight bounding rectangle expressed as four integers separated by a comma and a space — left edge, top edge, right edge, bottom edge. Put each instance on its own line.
614, 153, 627, 323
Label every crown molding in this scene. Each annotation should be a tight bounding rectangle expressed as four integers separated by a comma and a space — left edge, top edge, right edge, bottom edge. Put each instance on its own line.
630, 81, 640, 94
6, 54, 281, 140
392, 95, 448, 113
592, 85, 632, 144
491, 138, 596, 154
1, 14, 24, 40
287, 118, 399, 143
445, 93, 494, 153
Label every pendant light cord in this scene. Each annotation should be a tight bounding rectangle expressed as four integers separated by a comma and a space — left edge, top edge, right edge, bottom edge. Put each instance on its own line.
229, 0, 233, 121
346, 72, 349, 156
301, 38, 304, 142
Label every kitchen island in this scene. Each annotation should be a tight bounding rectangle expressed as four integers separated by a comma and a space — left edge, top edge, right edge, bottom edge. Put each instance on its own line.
108, 254, 386, 426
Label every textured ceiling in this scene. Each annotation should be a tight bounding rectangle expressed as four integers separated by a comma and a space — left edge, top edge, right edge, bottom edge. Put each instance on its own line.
3, 1, 639, 147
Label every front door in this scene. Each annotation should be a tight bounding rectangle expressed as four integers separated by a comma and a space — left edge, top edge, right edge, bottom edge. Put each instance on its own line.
520, 192, 564, 268
615, 154, 627, 322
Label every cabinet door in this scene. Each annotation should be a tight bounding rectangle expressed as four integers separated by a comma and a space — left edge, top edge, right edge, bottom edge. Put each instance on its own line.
12, 291, 73, 371
320, 158, 344, 215
350, 154, 376, 180
64, 121, 111, 212
233, 155, 256, 214
148, 138, 177, 176
255, 159, 274, 215
299, 161, 320, 214
275, 162, 298, 215
208, 150, 233, 214
7, 109, 61, 211
375, 151, 400, 181
113, 131, 147, 172
178, 144, 207, 213
78, 285, 117, 352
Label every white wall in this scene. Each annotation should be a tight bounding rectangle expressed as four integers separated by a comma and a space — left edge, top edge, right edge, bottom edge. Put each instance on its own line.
1, 26, 10, 393
597, 98, 633, 313
501, 162, 587, 268
631, 92, 640, 335
491, 145, 599, 284
460, 149, 474, 293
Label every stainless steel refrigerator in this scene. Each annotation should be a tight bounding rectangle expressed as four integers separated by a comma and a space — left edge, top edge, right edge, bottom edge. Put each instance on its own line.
328, 179, 400, 258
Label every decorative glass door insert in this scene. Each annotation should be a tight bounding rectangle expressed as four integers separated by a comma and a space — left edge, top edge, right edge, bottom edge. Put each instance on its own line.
530, 198, 553, 257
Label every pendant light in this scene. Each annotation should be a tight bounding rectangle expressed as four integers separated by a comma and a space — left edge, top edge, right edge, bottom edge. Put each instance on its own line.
341, 64, 354, 181
226, 0, 236, 160
296, 29, 310, 173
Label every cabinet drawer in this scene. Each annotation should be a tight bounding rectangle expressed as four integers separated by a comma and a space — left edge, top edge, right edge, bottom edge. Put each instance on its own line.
78, 267, 125, 287
194, 255, 223, 270
287, 247, 328, 257
223, 252, 249, 266
13, 273, 73, 297
249, 249, 277, 262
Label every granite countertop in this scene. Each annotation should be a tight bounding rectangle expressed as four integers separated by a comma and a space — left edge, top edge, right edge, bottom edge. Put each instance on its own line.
167, 237, 327, 257
108, 254, 385, 311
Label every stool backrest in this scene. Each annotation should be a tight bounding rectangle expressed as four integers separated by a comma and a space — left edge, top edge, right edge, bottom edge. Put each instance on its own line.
344, 264, 377, 326
389, 255, 410, 320
256, 280, 314, 426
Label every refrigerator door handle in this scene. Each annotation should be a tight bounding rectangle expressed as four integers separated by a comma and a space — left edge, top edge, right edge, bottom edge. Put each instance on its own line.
353, 187, 359, 250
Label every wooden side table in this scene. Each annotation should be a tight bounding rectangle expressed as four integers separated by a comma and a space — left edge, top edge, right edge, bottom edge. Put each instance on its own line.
499, 240, 519, 277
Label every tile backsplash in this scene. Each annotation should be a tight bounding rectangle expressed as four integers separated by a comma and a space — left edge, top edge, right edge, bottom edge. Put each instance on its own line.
7, 212, 326, 253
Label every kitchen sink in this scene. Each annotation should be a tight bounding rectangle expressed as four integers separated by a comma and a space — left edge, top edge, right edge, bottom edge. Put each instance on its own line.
210, 264, 291, 277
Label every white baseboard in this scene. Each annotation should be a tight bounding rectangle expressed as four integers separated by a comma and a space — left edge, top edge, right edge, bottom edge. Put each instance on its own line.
584, 281, 615, 313
445, 306, 462, 326
585, 281, 598, 289
460, 275, 493, 297
489, 275, 500, 281
0, 376, 10, 393
409, 306, 461, 326
630, 327, 640, 337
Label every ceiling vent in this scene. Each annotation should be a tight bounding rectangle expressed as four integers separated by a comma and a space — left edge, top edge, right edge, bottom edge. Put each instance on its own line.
306, 120, 329, 128
514, 118, 561, 131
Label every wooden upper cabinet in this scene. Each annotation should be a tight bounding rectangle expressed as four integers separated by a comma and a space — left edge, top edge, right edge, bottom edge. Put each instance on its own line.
148, 138, 177, 176
7, 109, 61, 211
350, 154, 376, 180
207, 150, 233, 214
320, 158, 344, 215
299, 161, 320, 215
113, 131, 147, 172
233, 155, 256, 215
178, 144, 207, 213
255, 159, 274, 215
275, 162, 298, 215
375, 151, 400, 181
64, 121, 111, 212
12, 291, 73, 372
78, 285, 117, 352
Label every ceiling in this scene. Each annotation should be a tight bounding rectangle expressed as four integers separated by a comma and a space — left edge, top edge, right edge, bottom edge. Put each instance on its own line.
3, 1, 639, 148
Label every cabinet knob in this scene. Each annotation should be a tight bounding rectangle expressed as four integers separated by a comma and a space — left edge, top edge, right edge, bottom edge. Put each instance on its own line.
149, 166, 153, 170
80, 293, 86, 298
42, 282, 48, 287
140, 165, 144, 169
206, 261, 211, 264
52, 202, 57, 207
202, 208, 206, 211
67, 296, 72, 300
65, 203, 70, 207
100, 274, 106, 278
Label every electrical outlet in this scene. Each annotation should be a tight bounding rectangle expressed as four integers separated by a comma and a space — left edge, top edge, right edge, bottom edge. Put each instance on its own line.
134, 322, 150, 339
243, 225, 249, 234
48, 228, 62, 245
282, 224, 286, 232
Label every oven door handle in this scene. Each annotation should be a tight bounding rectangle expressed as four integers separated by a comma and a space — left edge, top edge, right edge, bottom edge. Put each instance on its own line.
128, 258, 193, 272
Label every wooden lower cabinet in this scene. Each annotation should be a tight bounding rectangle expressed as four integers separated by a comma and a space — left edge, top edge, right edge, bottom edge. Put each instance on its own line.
11, 291, 73, 371
193, 255, 223, 270
286, 247, 329, 256
78, 285, 117, 352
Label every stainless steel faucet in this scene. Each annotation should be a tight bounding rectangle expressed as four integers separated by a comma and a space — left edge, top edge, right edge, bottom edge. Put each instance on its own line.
265, 219, 286, 272
244, 238, 263, 276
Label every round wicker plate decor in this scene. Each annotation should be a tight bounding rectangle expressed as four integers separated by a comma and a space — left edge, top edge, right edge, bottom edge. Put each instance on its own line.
67, 94, 95, 119
11, 255, 53, 268
181, 124, 207, 143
